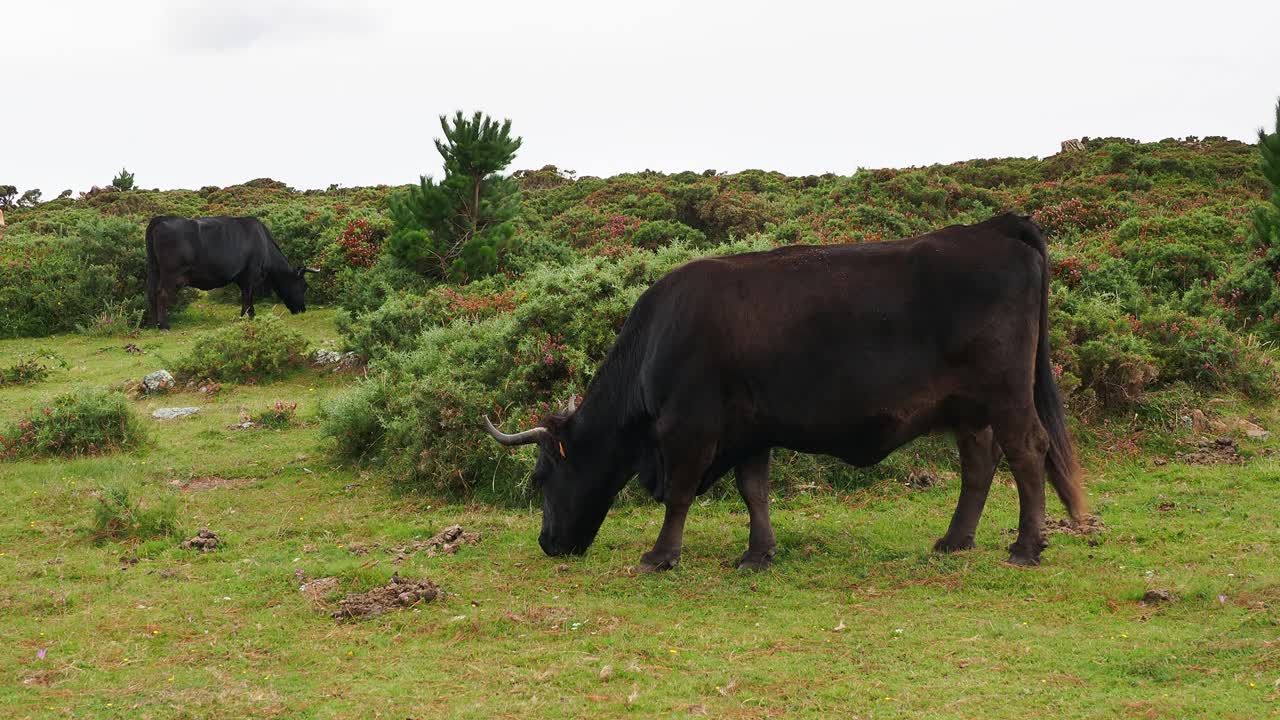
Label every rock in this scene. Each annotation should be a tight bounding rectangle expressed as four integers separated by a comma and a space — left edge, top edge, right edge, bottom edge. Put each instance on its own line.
142, 369, 175, 394
311, 350, 365, 373
1141, 588, 1175, 604
1190, 409, 1209, 433
152, 407, 200, 420
1236, 419, 1270, 441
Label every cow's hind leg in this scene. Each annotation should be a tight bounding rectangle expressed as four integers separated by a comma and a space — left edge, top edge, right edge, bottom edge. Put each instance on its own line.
733, 450, 776, 571
991, 410, 1050, 566
157, 281, 177, 330
935, 427, 1002, 553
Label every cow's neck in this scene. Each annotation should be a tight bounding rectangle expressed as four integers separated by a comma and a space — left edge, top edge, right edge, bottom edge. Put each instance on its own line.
566, 391, 641, 494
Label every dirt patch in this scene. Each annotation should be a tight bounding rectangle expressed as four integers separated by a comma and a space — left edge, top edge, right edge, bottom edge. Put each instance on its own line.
171, 476, 254, 492
123, 343, 144, 354
1175, 436, 1244, 465
180, 529, 221, 552
1046, 514, 1106, 536
331, 573, 439, 621
389, 525, 480, 563
299, 577, 340, 603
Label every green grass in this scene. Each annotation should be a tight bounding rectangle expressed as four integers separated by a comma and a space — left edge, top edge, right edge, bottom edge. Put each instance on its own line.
1, 299, 1278, 718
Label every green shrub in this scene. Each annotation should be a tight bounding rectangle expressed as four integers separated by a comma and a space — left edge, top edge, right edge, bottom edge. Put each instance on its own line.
0, 389, 145, 460
324, 237, 774, 502
1050, 291, 1158, 413
0, 217, 190, 338
172, 316, 310, 383
0, 351, 67, 386
1139, 310, 1277, 398
90, 485, 180, 543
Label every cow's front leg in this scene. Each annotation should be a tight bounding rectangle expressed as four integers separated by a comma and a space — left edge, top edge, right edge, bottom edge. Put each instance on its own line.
733, 450, 776, 570
935, 427, 1001, 553
639, 440, 713, 572
639, 498, 692, 572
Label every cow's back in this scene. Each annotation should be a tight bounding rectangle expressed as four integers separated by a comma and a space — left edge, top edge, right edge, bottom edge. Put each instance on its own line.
630, 214, 1046, 462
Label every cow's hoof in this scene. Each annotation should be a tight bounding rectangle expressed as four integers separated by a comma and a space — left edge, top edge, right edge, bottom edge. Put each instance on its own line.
638, 550, 680, 572
933, 536, 975, 553
1005, 551, 1041, 567
1006, 541, 1044, 567
734, 548, 775, 571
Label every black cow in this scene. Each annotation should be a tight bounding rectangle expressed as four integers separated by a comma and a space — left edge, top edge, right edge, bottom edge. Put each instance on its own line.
486, 214, 1085, 571
145, 216, 317, 329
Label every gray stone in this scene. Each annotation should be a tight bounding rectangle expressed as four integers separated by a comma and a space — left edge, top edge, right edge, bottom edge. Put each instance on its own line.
142, 369, 175, 393
152, 406, 200, 420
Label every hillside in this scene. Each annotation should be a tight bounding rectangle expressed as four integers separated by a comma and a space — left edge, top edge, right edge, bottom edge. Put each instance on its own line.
3, 136, 1277, 500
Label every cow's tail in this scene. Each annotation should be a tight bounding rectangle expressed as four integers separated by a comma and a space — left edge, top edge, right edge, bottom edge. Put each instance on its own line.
1017, 216, 1087, 523
145, 217, 161, 326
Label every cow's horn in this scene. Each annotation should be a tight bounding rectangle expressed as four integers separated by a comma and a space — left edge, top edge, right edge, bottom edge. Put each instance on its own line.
563, 396, 579, 414
484, 416, 551, 446
303, 266, 322, 273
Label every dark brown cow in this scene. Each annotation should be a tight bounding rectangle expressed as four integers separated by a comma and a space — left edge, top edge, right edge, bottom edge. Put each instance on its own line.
486, 214, 1085, 571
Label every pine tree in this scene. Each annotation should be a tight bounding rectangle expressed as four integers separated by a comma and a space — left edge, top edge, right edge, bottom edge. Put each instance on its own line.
112, 168, 135, 191
1254, 100, 1280, 247
387, 112, 522, 282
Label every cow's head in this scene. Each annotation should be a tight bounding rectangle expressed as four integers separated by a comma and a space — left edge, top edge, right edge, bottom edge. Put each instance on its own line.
273, 266, 320, 314
484, 399, 623, 557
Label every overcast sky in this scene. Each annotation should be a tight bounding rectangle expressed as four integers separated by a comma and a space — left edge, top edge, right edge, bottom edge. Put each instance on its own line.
3, 0, 1277, 193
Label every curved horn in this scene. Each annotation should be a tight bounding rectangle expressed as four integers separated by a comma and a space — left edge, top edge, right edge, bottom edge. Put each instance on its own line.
562, 395, 579, 414
484, 416, 551, 447
303, 266, 322, 274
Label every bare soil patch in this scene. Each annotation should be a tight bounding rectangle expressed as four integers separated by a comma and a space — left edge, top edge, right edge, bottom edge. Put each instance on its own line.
171, 476, 254, 492
331, 573, 439, 621
299, 577, 340, 603
1175, 437, 1244, 466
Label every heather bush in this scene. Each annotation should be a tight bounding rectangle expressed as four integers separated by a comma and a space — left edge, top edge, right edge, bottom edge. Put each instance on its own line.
0, 389, 145, 461
172, 316, 310, 383
251, 400, 299, 430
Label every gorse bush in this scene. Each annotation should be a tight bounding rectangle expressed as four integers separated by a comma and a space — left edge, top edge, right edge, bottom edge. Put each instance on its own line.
90, 485, 180, 543
0, 217, 167, 337
172, 316, 310, 383
324, 237, 774, 501
0, 389, 145, 461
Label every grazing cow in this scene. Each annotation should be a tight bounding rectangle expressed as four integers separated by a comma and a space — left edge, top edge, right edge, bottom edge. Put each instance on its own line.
145, 216, 317, 329
486, 214, 1085, 571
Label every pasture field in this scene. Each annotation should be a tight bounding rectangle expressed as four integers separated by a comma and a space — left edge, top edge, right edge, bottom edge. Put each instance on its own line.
1, 301, 1278, 719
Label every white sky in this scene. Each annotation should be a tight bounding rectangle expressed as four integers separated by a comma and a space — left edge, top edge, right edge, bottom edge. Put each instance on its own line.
3, 0, 1277, 193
